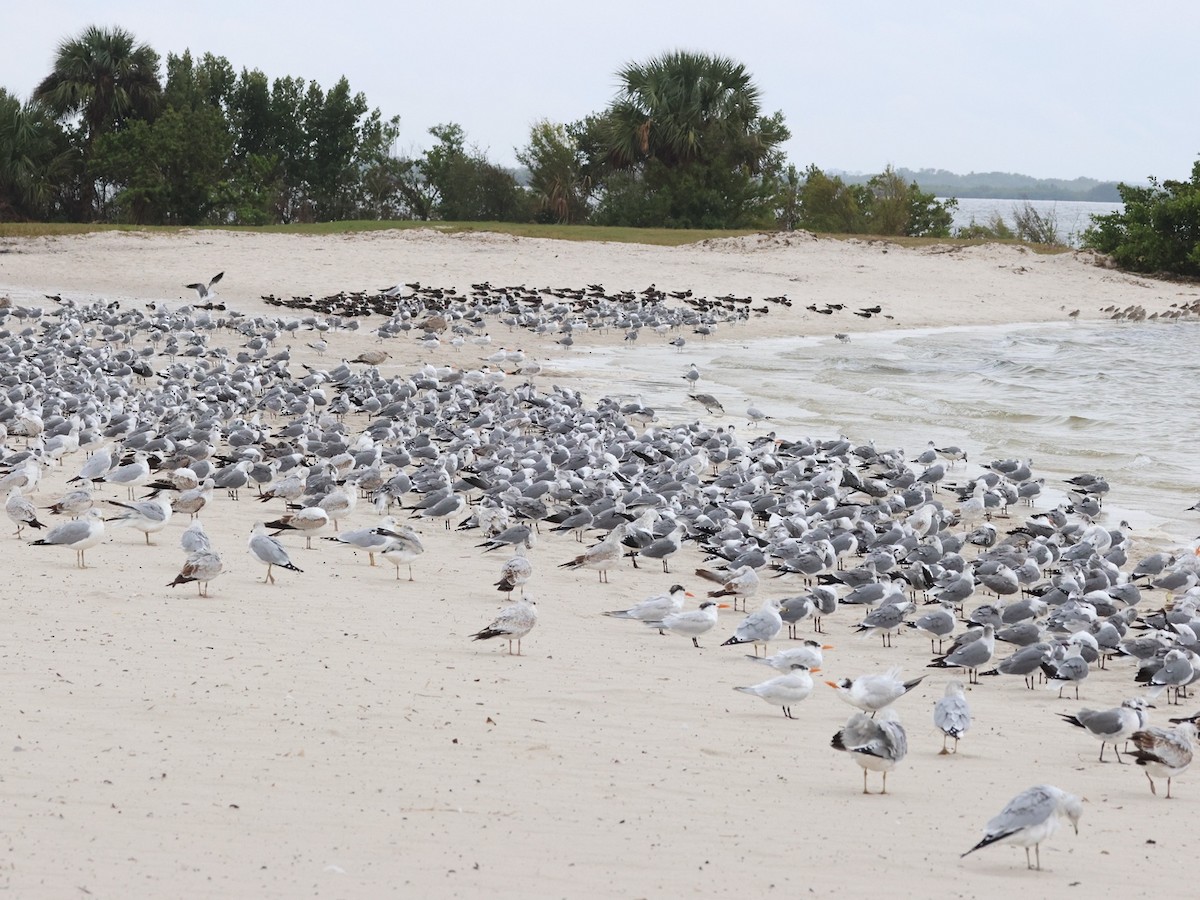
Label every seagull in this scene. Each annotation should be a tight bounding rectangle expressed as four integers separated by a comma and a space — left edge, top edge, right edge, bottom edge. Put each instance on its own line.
30, 508, 106, 568
495, 556, 533, 598
720, 597, 783, 656
471, 599, 537, 656
1130, 722, 1197, 798
265, 506, 330, 550
826, 668, 925, 714
323, 515, 399, 566
733, 663, 817, 719
933, 680, 972, 754
185, 271, 223, 300
248, 522, 303, 584
603, 584, 693, 629
929, 624, 995, 684
379, 524, 425, 581
961, 784, 1083, 870
1060, 698, 1152, 763
830, 709, 908, 794
168, 549, 224, 597
699, 564, 759, 612
645, 600, 725, 648
558, 523, 627, 583
104, 496, 172, 545
6, 487, 45, 537
1041, 639, 1090, 699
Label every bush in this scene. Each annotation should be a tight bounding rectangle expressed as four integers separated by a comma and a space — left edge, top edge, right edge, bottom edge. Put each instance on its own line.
1083, 160, 1200, 276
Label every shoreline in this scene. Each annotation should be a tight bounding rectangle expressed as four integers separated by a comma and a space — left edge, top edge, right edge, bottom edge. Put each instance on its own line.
0, 229, 1198, 896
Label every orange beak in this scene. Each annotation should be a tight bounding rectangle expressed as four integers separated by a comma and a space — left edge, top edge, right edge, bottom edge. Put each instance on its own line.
685, 592, 696, 598
824, 681, 839, 689
717, 603, 732, 609
822, 644, 835, 650
809, 667, 821, 674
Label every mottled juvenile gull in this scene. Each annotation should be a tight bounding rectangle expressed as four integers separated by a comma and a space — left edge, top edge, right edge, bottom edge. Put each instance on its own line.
471, 599, 537, 656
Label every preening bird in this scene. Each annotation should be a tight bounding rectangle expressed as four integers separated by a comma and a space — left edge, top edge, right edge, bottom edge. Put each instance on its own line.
933, 680, 971, 754
830, 709, 908, 794
961, 784, 1082, 870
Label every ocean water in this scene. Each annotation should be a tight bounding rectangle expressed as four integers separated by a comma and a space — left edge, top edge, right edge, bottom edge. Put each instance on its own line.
551, 319, 1200, 550
946, 198, 1123, 245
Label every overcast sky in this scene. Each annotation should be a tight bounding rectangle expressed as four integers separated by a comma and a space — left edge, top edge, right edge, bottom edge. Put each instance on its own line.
4, 1, 1195, 183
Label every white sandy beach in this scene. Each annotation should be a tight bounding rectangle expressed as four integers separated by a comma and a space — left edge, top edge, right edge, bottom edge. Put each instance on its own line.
0, 229, 1197, 898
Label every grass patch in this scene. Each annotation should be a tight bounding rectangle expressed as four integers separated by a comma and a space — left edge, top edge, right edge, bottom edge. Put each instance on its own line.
0, 219, 1071, 253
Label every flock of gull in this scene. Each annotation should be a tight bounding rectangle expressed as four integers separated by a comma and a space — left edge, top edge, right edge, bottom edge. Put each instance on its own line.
2, 275, 1199, 874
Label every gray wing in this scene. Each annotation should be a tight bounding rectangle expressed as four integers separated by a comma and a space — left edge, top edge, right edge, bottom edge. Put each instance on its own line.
987, 785, 1055, 834
736, 610, 779, 641
250, 533, 293, 565
44, 519, 93, 545
934, 697, 971, 736
1075, 707, 1125, 738
947, 639, 991, 667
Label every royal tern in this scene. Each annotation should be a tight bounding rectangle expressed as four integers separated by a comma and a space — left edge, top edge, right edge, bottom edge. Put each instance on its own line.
604, 584, 693, 629
734, 663, 817, 719
826, 668, 925, 714
646, 600, 725, 648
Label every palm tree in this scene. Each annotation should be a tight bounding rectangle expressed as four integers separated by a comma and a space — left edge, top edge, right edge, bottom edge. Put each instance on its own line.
33, 25, 161, 217
606, 51, 782, 173
0, 89, 70, 220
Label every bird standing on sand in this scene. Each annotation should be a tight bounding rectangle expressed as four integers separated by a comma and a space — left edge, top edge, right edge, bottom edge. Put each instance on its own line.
826, 668, 925, 714
734, 663, 817, 719
105, 496, 172, 545
6, 487, 45, 537
248, 522, 303, 584
495, 556, 533, 598
646, 600, 725, 648
961, 784, 1082, 870
379, 524, 425, 581
1059, 698, 1151, 763
168, 549, 224, 597
265, 506, 329, 550
603, 584, 692, 628
720, 597, 783, 656
831, 709, 908, 794
558, 523, 627, 583
472, 599, 537, 655
933, 680, 972, 754
1130, 721, 1196, 798
31, 508, 105, 568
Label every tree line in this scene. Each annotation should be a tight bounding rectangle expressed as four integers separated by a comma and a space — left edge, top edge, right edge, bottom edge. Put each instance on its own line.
1, 25, 963, 236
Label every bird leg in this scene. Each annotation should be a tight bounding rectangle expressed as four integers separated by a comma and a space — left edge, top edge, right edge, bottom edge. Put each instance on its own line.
1146, 772, 1156, 795
939, 735, 950, 755
862, 768, 869, 795
881, 771, 888, 795
691, 637, 700, 649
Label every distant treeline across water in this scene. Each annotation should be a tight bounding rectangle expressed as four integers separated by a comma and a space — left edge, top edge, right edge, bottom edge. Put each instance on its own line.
841, 168, 1125, 203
